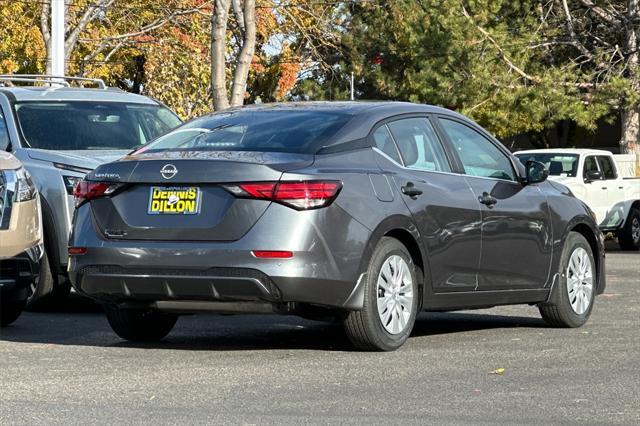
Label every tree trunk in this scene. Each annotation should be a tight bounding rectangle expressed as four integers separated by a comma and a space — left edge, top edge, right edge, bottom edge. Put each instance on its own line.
211, 0, 232, 111
229, 0, 256, 107
622, 0, 640, 157
40, 1, 52, 75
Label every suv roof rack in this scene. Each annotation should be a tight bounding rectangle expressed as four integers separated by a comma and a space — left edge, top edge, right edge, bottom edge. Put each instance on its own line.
0, 74, 107, 90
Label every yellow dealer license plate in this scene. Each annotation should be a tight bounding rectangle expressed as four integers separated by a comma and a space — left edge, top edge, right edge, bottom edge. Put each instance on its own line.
148, 186, 202, 215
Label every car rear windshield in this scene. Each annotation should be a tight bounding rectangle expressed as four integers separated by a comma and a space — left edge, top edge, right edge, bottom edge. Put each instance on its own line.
15, 102, 181, 150
135, 110, 352, 155
515, 153, 579, 177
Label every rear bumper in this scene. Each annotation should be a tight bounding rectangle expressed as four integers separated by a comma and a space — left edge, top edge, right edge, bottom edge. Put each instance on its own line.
69, 264, 364, 310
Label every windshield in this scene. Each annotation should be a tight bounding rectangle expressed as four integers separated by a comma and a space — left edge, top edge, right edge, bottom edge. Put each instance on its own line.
136, 110, 352, 155
515, 153, 579, 177
15, 102, 181, 150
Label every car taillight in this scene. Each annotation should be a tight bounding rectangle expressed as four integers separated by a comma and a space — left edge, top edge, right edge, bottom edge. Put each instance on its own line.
73, 181, 120, 207
223, 180, 342, 210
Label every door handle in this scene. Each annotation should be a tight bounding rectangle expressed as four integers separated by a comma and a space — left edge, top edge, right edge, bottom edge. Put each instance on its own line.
401, 182, 423, 198
478, 192, 497, 207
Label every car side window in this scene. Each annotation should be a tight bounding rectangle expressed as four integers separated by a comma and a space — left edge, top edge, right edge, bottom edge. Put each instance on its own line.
439, 118, 515, 181
0, 109, 10, 151
387, 118, 451, 172
372, 125, 402, 164
583, 156, 600, 179
597, 156, 617, 180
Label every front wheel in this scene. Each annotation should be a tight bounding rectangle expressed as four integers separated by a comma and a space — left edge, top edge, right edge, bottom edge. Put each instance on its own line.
104, 305, 178, 342
343, 237, 419, 351
618, 208, 640, 251
1, 298, 26, 327
539, 232, 596, 328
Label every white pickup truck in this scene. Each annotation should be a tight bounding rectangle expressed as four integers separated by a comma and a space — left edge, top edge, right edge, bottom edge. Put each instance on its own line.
515, 148, 640, 251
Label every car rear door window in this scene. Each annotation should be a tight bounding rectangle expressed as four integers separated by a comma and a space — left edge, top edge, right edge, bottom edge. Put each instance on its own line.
372, 125, 402, 164
438, 118, 515, 181
387, 118, 451, 172
597, 156, 617, 179
583, 156, 600, 179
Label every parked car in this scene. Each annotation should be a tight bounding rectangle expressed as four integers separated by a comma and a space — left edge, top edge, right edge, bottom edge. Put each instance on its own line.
68, 102, 605, 351
0, 75, 181, 305
515, 148, 640, 250
0, 152, 42, 326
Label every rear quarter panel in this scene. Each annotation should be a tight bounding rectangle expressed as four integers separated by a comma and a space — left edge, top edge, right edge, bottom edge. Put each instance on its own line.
282, 148, 425, 289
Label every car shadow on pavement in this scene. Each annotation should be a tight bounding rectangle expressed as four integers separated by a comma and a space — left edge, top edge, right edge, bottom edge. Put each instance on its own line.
26, 292, 103, 314
2, 295, 547, 351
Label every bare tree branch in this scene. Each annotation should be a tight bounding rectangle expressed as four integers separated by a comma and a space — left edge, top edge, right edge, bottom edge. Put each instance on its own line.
230, 0, 256, 106
578, 0, 623, 25
232, 0, 245, 32
78, 4, 209, 43
65, 0, 115, 59
462, 6, 537, 82
561, 0, 593, 59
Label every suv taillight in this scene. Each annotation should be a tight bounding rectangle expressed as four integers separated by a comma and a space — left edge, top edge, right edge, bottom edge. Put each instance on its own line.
223, 181, 342, 210
73, 181, 121, 207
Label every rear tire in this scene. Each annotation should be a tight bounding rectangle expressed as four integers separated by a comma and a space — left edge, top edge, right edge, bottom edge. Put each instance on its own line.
539, 232, 596, 328
618, 208, 640, 251
1, 298, 26, 327
104, 305, 178, 342
343, 237, 419, 351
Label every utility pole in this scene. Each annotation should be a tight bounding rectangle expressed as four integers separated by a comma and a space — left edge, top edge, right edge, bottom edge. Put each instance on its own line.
350, 72, 355, 101
50, 0, 65, 77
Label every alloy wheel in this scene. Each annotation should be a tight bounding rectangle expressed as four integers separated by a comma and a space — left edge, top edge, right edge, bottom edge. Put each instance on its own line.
376, 255, 414, 334
566, 247, 593, 315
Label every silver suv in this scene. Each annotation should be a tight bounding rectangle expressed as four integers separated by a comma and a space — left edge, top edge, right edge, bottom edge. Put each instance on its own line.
0, 75, 181, 305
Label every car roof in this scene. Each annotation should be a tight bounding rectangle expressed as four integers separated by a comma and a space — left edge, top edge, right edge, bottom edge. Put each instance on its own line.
217, 101, 471, 146
0, 86, 159, 105
515, 148, 614, 156
234, 100, 459, 116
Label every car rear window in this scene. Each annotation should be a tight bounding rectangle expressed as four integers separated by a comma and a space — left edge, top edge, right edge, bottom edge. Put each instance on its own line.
15, 102, 181, 150
516, 153, 579, 177
136, 110, 352, 155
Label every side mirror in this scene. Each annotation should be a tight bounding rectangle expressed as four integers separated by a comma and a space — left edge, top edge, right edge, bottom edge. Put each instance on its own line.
525, 160, 548, 184
584, 170, 602, 183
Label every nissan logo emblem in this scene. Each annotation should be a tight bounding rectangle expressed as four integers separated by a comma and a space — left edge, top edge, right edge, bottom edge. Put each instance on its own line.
160, 164, 178, 180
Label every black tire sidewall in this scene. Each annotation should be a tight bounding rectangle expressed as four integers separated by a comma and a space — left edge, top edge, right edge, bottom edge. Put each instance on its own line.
364, 238, 419, 350
1, 299, 25, 327
104, 305, 177, 342
26, 250, 56, 308
622, 208, 640, 250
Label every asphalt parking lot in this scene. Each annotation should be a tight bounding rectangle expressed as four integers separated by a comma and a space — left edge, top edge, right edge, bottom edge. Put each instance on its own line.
1, 246, 639, 425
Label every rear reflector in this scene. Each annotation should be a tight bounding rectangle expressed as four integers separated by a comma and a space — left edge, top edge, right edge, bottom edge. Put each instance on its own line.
68, 247, 87, 256
251, 250, 293, 259
224, 180, 342, 210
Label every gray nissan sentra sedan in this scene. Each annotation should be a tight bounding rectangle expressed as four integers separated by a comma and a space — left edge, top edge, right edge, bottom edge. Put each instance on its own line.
68, 102, 605, 351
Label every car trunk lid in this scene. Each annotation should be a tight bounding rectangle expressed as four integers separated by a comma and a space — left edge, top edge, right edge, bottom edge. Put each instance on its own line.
87, 151, 313, 241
